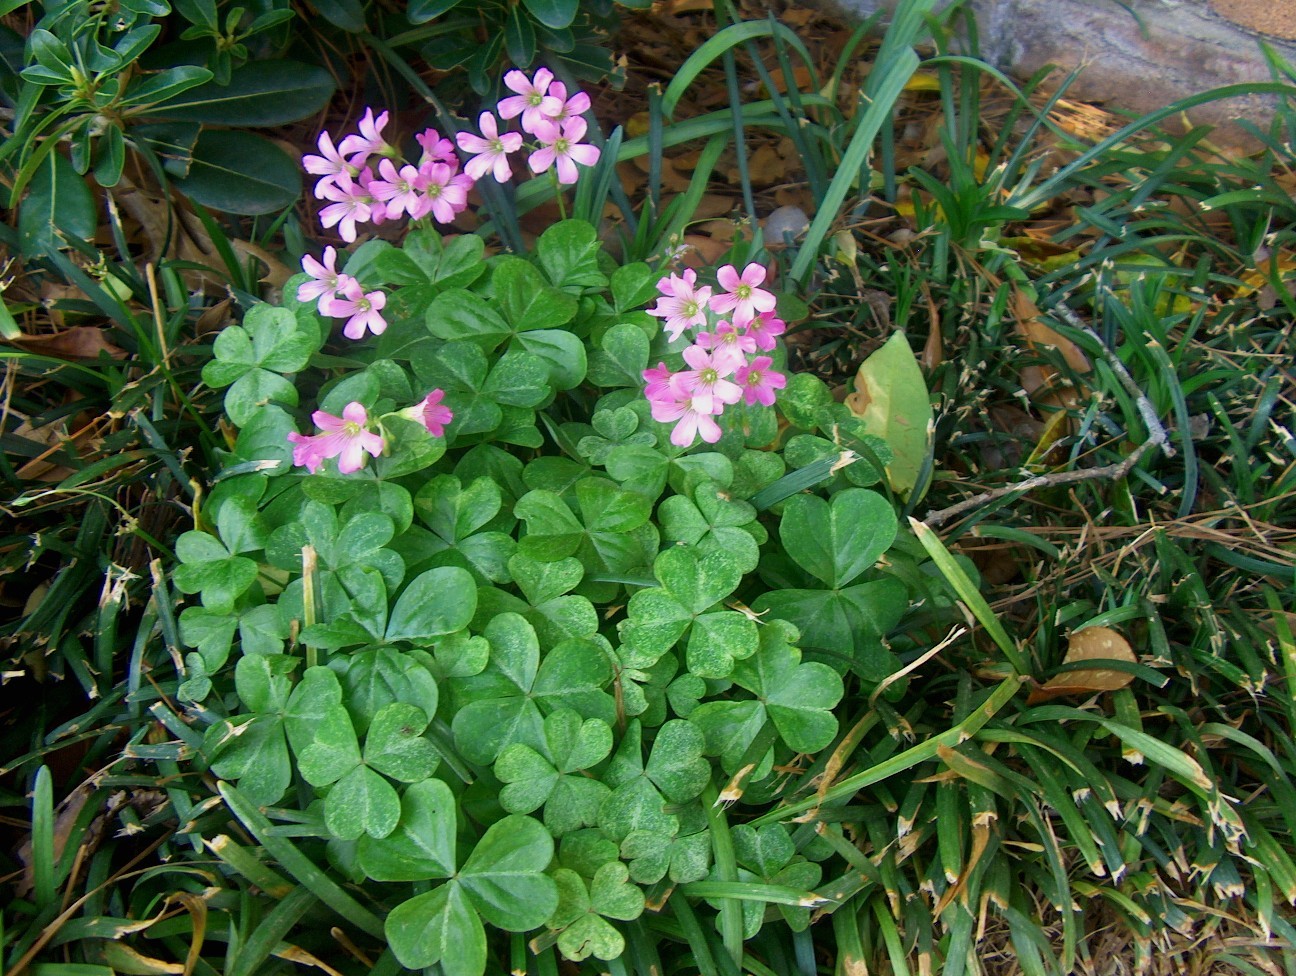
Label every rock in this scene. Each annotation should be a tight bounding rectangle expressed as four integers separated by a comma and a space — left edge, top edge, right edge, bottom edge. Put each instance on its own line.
820, 0, 1296, 148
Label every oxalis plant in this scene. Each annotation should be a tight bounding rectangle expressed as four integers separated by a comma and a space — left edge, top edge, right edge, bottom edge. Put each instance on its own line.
183, 68, 952, 974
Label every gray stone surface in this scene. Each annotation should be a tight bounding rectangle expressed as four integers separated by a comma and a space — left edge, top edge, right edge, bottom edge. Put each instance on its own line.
824, 0, 1296, 145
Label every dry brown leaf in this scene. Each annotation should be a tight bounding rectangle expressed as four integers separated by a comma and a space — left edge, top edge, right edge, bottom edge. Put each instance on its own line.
9, 326, 127, 361
1012, 286, 1089, 409
1027, 626, 1136, 704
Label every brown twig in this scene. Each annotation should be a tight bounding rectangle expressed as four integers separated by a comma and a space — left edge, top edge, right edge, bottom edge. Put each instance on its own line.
922, 436, 1159, 528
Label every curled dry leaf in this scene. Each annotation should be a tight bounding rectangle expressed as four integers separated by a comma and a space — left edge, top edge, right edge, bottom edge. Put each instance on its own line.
9, 325, 128, 361
1027, 625, 1136, 704
1012, 286, 1090, 409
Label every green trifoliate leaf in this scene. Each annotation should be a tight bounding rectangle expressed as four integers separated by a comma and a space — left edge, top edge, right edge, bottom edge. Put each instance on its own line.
179, 607, 236, 671
536, 219, 608, 291
559, 830, 622, 878
688, 700, 767, 774
386, 883, 485, 975
235, 652, 295, 713
532, 637, 617, 723
338, 646, 439, 735
496, 710, 613, 836
493, 255, 578, 331
238, 604, 288, 656
283, 665, 342, 757
458, 815, 559, 931
515, 478, 657, 582
426, 288, 512, 352
621, 808, 711, 884
750, 577, 908, 681
204, 714, 290, 806
587, 323, 650, 388
357, 777, 458, 881
173, 530, 258, 612
778, 488, 898, 588
731, 620, 843, 754
731, 823, 794, 878
618, 546, 750, 673
363, 702, 436, 782
657, 481, 761, 573
414, 474, 504, 542
451, 613, 544, 764
685, 610, 759, 679
644, 719, 710, 803
550, 862, 645, 961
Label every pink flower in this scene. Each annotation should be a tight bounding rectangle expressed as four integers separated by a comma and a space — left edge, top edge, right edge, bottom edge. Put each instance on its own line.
296, 246, 355, 313
287, 402, 385, 474
416, 130, 458, 167
746, 310, 786, 351
649, 384, 724, 447
647, 269, 712, 341
369, 159, 424, 220
411, 163, 473, 224
675, 344, 743, 413
528, 117, 600, 185
401, 389, 454, 437
543, 82, 591, 123
338, 108, 394, 166
498, 68, 563, 133
457, 112, 524, 183
324, 280, 388, 339
710, 263, 777, 327
696, 322, 757, 372
318, 171, 373, 243
302, 131, 356, 199
735, 356, 787, 406
642, 362, 674, 400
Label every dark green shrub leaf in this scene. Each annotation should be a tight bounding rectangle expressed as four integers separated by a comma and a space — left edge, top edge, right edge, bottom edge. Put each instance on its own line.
149, 59, 334, 125
18, 151, 96, 257
175, 130, 300, 214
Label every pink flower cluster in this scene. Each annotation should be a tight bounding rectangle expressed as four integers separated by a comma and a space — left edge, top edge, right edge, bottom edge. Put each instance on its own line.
295, 72, 600, 342
458, 68, 600, 185
303, 107, 473, 244
643, 263, 788, 447
288, 392, 453, 475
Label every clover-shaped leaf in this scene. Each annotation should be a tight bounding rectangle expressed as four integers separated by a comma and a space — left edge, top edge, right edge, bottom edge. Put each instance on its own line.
386, 566, 477, 642
203, 654, 298, 805
201, 304, 318, 426
515, 478, 657, 587
357, 777, 457, 882
731, 620, 844, 754
497, 710, 613, 836
620, 803, 711, 884
338, 646, 439, 736
549, 863, 645, 961
173, 530, 258, 613
400, 475, 516, 584
657, 480, 762, 573
297, 698, 434, 841
618, 546, 755, 676
364, 702, 437, 782
779, 488, 898, 588
451, 613, 544, 764
577, 407, 655, 466
750, 577, 909, 682
385, 811, 558, 974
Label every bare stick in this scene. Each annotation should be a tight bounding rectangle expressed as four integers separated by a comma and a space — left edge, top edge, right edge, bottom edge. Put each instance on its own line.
1051, 300, 1175, 459
922, 436, 1158, 528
